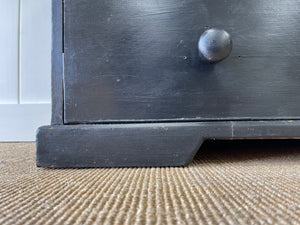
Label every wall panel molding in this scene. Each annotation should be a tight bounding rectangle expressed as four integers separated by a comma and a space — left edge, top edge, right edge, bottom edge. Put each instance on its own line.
0, 1, 52, 141
20, 0, 51, 104
0, 0, 19, 104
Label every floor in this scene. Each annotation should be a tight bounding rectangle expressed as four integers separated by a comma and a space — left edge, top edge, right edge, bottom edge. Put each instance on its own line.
1, 140, 300, 225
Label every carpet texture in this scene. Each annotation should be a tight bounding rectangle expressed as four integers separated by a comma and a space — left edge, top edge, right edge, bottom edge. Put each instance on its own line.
0, 141, 300, 225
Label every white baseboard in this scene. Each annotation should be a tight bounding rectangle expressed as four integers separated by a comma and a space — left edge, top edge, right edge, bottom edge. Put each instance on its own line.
0, 104, 51, 142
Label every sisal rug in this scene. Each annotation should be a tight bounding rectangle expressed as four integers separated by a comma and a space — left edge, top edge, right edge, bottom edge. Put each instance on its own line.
0, 141, 300, 225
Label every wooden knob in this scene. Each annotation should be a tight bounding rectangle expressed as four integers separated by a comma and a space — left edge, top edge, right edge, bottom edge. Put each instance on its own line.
198, 28, 232, 63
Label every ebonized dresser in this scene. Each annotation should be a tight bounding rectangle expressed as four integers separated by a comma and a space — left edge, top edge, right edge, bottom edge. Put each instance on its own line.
37, 0, 300, 167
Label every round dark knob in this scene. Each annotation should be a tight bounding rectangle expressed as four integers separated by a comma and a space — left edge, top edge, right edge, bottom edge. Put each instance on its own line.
198, 28, 232, 63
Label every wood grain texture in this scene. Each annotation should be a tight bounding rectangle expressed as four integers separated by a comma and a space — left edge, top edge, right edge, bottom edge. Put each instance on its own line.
63, 0, 300, 123
51, 0, 63, 125
36, 120, 300, 167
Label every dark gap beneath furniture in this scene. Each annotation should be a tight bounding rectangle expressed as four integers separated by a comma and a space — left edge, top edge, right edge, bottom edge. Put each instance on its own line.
194, 139, 300, 163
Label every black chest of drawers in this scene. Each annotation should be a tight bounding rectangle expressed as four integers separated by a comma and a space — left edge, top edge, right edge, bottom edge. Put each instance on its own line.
37, 0, 300, 167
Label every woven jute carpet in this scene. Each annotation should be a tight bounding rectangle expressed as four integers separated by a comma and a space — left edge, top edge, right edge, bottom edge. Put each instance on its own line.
1, 141, 300, 225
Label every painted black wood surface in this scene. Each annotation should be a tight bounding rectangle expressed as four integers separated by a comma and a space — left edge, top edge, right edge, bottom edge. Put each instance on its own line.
64, 0, 300, 123
51, 0, 63, 125
37, 121, 300, 168
36, 0, 300, 168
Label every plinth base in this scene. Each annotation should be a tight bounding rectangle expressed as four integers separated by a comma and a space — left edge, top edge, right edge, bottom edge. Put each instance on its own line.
36, 120, 300, 168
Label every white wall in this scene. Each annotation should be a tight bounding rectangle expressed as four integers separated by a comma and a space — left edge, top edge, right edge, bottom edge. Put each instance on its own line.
0, 0, 51, 141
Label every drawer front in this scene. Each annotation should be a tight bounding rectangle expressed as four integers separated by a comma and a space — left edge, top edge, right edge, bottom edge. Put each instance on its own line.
64, 0, 300, 123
